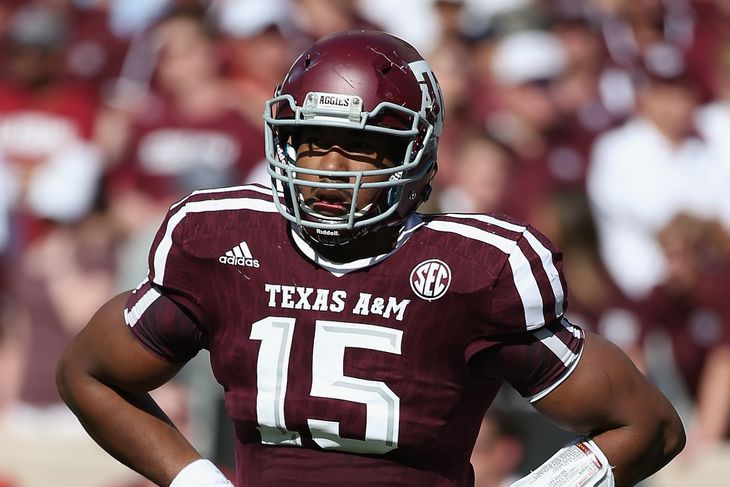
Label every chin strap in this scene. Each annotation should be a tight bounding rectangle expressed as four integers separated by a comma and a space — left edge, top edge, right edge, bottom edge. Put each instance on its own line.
509, 437, 615, 487
299, 223, 370, 247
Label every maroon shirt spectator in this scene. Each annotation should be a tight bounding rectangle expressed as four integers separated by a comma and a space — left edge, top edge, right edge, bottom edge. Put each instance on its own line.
0, 80, 99, 243
103, 11, 266, 242
637, 270, 730, 397
0, 6, 101, 245
486, 30, 598, 224
16, 215, 118, 407
497, 120, 596, 224
636, 214, 730, 398
61, 3, 129, 93
0, 81, 96, 154
108, 105, 263, 204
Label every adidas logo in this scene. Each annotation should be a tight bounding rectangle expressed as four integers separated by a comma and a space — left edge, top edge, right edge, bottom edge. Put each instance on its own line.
219, 241, 260, 268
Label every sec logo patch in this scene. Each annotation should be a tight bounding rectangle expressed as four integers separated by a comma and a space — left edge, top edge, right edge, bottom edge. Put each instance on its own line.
410, 259, 452, 301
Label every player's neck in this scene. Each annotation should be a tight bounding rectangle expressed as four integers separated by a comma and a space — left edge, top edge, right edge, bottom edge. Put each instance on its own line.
308, 226, 401, 264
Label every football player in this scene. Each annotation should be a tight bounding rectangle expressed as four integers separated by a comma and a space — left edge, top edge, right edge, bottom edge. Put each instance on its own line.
57, 30, 684, 486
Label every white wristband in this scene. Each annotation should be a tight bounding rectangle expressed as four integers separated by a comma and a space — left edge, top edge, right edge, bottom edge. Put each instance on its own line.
509, 437, 615, 487
169, 459, 233, 487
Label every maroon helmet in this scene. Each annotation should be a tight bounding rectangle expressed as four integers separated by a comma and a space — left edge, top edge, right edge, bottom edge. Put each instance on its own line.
264, 30, 444, 245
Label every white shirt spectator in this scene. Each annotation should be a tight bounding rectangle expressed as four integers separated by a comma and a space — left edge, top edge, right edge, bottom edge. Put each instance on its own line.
587, 117, 728, 299
696, 100, 730, 227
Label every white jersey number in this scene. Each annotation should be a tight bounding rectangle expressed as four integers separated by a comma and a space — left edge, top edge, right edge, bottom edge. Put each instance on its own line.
250, 317, 403, 454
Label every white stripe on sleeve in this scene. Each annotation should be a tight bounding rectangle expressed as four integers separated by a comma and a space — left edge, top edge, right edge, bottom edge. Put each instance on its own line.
425, 220, 545, 328
533, 326, 578, 367
524, 230, 565, 317
445, 214, 564, 319
153, 197, 277, 285
528, 320, 584, 402
124, 286, 161, 327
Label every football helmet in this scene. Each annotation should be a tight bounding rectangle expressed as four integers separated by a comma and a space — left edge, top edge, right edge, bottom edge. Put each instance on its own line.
264, 30, 444, 245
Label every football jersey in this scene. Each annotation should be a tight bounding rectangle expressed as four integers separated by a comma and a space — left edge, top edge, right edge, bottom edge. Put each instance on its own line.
125, 184, 584, 486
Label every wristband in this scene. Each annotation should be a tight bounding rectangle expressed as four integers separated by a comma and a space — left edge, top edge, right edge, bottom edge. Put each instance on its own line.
509, 437, 615, 487
169, 459, 233, 487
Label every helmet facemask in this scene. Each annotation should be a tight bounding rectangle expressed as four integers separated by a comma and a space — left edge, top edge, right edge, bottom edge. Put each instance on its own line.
265, 92, 436, 246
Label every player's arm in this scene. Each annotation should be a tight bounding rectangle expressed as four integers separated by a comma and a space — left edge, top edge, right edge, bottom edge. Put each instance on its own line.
56, 291, 223, 486
477, 227, 684, 485
530, 331, 685, 486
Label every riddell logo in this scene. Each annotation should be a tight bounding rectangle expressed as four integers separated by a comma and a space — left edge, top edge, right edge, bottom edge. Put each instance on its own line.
316, 228, 340, 236
219, 241, 260, 268
409, 259, 451, 301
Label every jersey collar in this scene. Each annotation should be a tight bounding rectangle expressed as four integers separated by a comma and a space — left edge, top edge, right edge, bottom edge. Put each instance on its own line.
289, 214, 424, 277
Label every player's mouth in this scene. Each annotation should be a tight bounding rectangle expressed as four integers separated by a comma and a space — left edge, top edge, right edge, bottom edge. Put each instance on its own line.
306, 189, 353, 217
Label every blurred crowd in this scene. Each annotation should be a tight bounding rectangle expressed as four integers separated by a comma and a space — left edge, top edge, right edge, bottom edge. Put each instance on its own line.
0, 0, 729, 486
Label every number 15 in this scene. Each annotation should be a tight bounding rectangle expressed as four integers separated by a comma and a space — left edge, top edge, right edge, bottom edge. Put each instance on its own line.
250, 317, 403, 454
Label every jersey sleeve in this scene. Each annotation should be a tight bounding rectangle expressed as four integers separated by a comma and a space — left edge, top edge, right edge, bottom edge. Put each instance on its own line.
489, 226, 567, 332
124, 196, 208, 362
466, 226, 583, 401
125, 280, 206, 363
471, 318, 584, 402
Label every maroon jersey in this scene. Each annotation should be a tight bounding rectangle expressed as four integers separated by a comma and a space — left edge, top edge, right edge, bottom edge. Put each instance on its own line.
0, 81, 98, 242
0, 81, 97, 164
109, 103, 264, 204
636, 266, 730, 398
125, 185, 584, 486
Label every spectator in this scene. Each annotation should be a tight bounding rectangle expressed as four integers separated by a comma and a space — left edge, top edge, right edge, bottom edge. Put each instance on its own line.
358, 0, 461, 55
486, 29, 595, 223
0, 159, 14, 261
593, 0, 693, 72
212, 0, 294, 130
433, 132, 512, 215
587, 48, 729, 299
105, 10, 265, 288
635, 214, 730, 425
0, 5, 103, 247
0, 4, 111, 435
289, 0, 382, 44
548, 14, 625, 135
433, 0, 468, 44
60, 1, 130, 95
423, 37, 476, 188
698, 38, 730, 160
13, 212, 117, 414
697, 38, 730, 227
